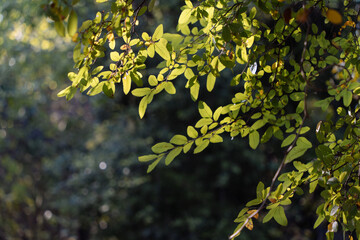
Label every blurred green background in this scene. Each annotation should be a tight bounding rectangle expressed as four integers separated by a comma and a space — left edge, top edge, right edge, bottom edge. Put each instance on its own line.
0, 0, 331, 239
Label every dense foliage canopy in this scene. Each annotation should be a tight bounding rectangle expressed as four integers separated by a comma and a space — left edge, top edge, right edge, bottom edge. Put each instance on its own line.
53, 0, 360, 239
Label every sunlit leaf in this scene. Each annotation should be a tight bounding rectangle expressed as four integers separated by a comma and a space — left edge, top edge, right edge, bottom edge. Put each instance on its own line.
249, 130, 259, 149
187, 126, 198, 138
67, 10, 78, 36
178, 9, 192, 25
152, 142, 174, 154
165, 147, 182, 165
327, 9, 342, 25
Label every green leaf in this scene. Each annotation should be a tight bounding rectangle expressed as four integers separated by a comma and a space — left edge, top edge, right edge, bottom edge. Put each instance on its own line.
281, 134, 296, 147
313, 97, 334, 111
206, 73, 216, 92
290, 92, 305, 101
152, 24, 163, 41
261, 126, 273, 143
67, 10, 78, 36
155, 38, 170, 60
147, 155, 163, 173
299, 126, 310, 134
198, 101, 213, 118
54, 21, 65, 37
309, 179, 318, 193
285, 146, 307, 163
185, 0, 193, 8
138, 6, 147, 16
313, 214, 325, 229
103, 81, 115, 98
263, 207, 276, 223
315, 145, 334, 166
249, 130, 260, 149
195, 118, 213, 128
151, 142, 174, 153
222, 25, 231, 42
122, 72, 131, 94
251, 119, 266, 130
138, 154, 158, 162
148, 0, 156, 11
110, 51, 120, 61
57, 86, 72, 97
343, 90, 352, 107
246, 198, 262, 207
139, 96, 148, 119
183, 141, 193, 153
88, 82, 105, 96
210, 135, 223, 143
194, 139, 210, 154
92, 66, 104, 75
325, 55, 339, 65
213, 107, 222, 121
165, 147, 182, 165
296, 137, 312, 148
274, 206, 288, 226
256, 181, 265, 199
190, 80, 200, 101
187, 126, 198, 138
132, 88, 151, 97
170, 135, 188, 145
178, 9, 192, 25
245, 36, 255, 48
148, 75, 158, 86
293, 161, 307, 172
164, 82, 176, 94
147, 44, 155, 58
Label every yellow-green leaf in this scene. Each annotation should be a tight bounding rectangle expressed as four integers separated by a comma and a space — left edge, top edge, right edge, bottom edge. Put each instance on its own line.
198, 101, 213, 118
155, 38, 170, 60
139, 96, 148, 119
206, 73, 216, 92
249, 130, 260, 149
187, 126, 198, 138
281, 134, 296, 147
132, 88, 151, 97
57, 86, 72, 97
170, 135, 188, 145
147, 155, 163, 173
151, 142, 174, 154
122, 72, 131, 94
343, 90, 352, 107
147, 44, 155, 58
110, 51, 120, 61
165, 147, 182, 165
183, 141, 193, 153
185, 0, 193, 8
178, 9, 192, 25
274, 206, 288, 226
138, 154, 158, 162
148, 75, 158, 86
152, 24, 163, 41
190, 81, 200, 101
285, 146, 307, 163
194, 139, 209, 154
210, 135, 223, 143
213, 107, 223, 121
67, 10, 78, 36
54, 21, 65, 37
165, 82, 176, 94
